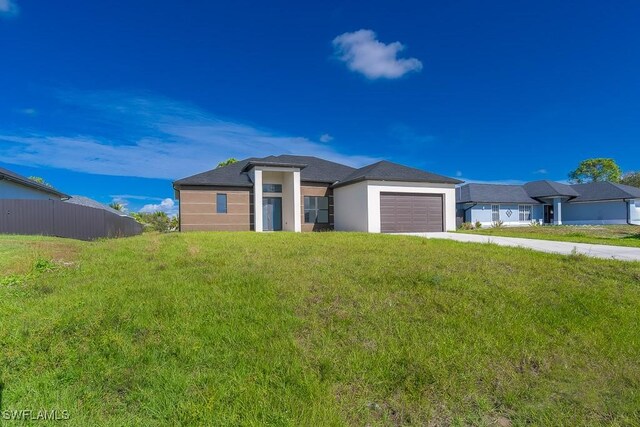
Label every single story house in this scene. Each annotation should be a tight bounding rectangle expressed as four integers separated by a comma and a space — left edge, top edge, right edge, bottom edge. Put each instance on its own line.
0, 166, 70, 200
173, 155, 462, 233
1, 166, 143, 239
457, 180, 640, 226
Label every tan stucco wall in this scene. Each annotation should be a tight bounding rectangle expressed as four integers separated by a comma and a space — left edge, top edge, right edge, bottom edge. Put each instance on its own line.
179, 187, 251, 231
300, 183, 333, 232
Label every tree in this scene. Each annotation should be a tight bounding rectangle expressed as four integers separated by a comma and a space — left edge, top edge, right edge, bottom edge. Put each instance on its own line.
28, 176, 53, 188
109, 202, 124, 211
169, 215, 179, 231
621, 171, 640, 188
131, 211, 174, 232
217, 158, 238, 168
568, 158, 622, 183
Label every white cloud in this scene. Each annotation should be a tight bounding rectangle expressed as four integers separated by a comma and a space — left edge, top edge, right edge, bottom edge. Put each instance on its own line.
0, 90, 377, 179
333, 29, 422, 79
0, 0, 18, 16
139, 198, 177, 216
319, 133, 333, 143
533, 168, 548, 174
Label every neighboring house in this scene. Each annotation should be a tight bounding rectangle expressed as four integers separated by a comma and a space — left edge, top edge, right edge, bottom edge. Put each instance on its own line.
457, 180, 640, 226
0, 166, 69, 200
0, 166, 142, 240
173, 155, 462, 233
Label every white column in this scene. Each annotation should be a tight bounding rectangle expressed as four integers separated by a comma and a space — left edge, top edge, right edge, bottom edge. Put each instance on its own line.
253, 169, 263, 232
553, 197, 562, 225
292, 170, 301, 232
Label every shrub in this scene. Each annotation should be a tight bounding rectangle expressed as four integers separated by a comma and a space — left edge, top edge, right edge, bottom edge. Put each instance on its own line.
33, 258, 57, 273
491, 220, 504, 229
530, 220, 542, 227
132, 212, 177, 233
459, 222, 475, 230
475, 221, 483, 229
0, 274, 24, 286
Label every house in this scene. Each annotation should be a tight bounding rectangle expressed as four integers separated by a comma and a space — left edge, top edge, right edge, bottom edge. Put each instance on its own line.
0, 166, 70, 200
0, 166, 143, 240
457, 180, 640, 226
173, 155, 462, 233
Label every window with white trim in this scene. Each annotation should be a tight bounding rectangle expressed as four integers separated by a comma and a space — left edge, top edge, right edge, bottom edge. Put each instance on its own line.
519, 205, 532, 221
491, 204, 500, 222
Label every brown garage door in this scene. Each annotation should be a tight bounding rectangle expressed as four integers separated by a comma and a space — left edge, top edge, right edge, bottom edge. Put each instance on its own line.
380, 192, 444, 233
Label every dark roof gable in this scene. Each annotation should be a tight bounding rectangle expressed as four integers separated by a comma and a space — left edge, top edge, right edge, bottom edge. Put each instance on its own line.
457, 183, 540, 204
570, 182, 640, 202
332, 160, 462, 188
174, 155, 461, 188
523, 180, 578, 198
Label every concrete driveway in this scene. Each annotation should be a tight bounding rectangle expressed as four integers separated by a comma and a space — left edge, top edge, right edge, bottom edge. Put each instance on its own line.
406, 232, 640, 262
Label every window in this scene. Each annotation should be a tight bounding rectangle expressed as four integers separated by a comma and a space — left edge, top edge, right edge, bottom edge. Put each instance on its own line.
519, 205, 532, 221
304, 196, 329, 224
491, 204, 500, 222
216, 193, 227, 214
262, 183, 282, 193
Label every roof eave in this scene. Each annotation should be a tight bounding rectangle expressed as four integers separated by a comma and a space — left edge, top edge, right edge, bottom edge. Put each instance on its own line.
332, 176, 463, 189
173, 182, 254, 189
241, 161, 309, 172
0, 175, 70, 199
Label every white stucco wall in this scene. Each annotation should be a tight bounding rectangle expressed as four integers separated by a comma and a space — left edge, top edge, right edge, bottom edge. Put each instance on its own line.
366, 181, 457, 232
0, 180, 57, 200
335, 180, 457, 232
251, 167, 302, 232
630, 199, 640, 225
333, 181, 369, 231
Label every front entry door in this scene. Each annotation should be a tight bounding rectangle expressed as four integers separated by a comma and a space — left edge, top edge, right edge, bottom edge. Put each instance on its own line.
544, 205, 554, 224
262, 197, 282, 231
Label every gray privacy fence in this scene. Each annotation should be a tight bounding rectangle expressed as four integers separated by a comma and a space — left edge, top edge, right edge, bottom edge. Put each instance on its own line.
0, 199, 143, 240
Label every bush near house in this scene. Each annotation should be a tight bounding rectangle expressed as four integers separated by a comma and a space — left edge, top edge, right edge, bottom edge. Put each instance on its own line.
1, 232, 639, 425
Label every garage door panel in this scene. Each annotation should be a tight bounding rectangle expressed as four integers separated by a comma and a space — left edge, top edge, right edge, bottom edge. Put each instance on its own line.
380, 192, 443, 233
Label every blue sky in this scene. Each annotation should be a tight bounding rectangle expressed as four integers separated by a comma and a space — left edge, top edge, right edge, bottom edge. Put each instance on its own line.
1, 0, 639, 214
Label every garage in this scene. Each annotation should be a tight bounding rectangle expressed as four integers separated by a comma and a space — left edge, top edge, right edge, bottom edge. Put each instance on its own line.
380, 192, 444, 232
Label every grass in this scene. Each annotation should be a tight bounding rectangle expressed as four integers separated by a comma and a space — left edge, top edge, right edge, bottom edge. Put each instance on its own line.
458, 225, 640, 248
1, 232, 640, 425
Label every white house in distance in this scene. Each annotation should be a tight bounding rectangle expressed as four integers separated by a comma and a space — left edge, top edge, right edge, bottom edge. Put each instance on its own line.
457, 180, 640, 227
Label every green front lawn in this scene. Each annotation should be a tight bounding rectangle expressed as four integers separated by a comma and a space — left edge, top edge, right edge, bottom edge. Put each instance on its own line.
1, 232, 639, 425
458, 225, 640, 248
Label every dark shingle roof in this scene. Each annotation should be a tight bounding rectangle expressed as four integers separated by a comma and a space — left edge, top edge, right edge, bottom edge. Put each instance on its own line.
174, 155, 462, 188
458, 180, 640, 204
65, 196, 130, 216
332, 160, 463, 188
268, 155, 356, 183
174, 159, 255, 187
570, 182, 640, 202
457, 184, 541, 204
523, 180, 579, 198
0, 166, 69, 198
